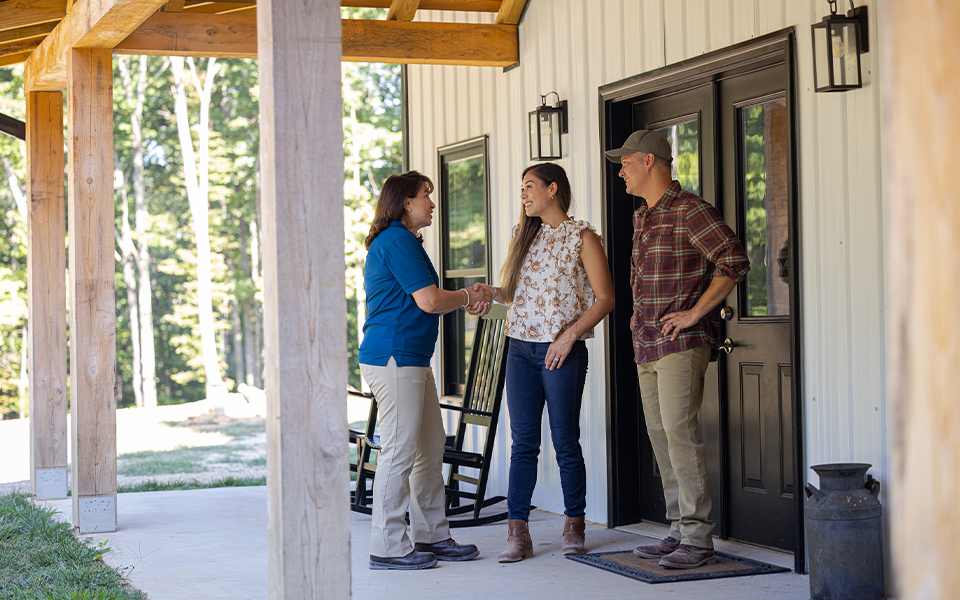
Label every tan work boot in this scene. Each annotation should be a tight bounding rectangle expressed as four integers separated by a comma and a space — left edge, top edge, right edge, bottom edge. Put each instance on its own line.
561, 515, 586, 555
498, 519, 533, 563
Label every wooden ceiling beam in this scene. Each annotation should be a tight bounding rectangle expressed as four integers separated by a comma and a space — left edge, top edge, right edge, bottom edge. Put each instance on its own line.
24, 0, 170, 92
343, 18, 516, 65
494, 0, 526, 24
114, 10, 256, 57
114, 11, 518, 66
386, 0, 419, 21
0, 0, 66, 33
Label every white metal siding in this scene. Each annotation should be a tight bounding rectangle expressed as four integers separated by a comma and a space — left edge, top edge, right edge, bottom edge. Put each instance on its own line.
409, 0, 888, 526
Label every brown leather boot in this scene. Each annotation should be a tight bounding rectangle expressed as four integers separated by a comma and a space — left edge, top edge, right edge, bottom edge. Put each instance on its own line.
561, 515, 586, 555
498, 519, 533, 563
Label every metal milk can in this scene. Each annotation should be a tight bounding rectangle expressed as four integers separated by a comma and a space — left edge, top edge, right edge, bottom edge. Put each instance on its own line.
805, 463, 884, 600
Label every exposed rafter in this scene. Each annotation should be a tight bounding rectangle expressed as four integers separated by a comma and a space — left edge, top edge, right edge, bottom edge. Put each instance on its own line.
495, 0, 525, 24
0, 22, 59, 45
386, 0, 420, 21
0, 51, 34, 67
24, 0, 171, 91
0, 0, 67, 33
114, 10, 519, 67
161, 0, 185, 12
341, 0, 500, 11
181, 1, 255, 15
1, 38, 44, 60
0, 112, 27, 141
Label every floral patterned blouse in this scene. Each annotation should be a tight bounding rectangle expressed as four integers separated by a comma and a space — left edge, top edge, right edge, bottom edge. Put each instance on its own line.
505, 218, 598, 343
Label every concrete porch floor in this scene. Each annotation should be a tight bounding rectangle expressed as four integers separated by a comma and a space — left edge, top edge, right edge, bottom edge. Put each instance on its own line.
39, 487, 810, 599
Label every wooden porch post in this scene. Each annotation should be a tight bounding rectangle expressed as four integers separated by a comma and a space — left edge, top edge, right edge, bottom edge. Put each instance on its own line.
257, 0, 349, 597
66, 47, 117, 533
26, 89, 68, 500
885, 3, 960, 598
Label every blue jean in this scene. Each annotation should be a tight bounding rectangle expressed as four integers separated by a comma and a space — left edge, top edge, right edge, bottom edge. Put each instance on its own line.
505, 338, 589, 521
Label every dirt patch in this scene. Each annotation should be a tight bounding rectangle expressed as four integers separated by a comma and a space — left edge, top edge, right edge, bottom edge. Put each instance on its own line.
0, 397, 268, 496
168, 413, 265, 432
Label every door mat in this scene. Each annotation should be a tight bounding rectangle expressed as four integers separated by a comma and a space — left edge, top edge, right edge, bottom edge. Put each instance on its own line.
567, 549, 790, 584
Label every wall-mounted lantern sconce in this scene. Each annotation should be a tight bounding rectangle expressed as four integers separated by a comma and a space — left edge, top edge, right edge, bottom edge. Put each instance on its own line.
529, 92, 568, 161
811, 0, 869, 92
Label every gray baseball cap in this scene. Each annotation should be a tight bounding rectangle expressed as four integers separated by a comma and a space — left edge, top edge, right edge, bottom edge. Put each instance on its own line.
604, 130, 672, 162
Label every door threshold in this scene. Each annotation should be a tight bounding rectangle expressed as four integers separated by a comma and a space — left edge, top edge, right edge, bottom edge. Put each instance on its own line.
615, 521, 796, 571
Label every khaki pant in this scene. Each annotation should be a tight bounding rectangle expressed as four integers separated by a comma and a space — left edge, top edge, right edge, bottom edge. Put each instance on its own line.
360, 359, 450, 557
636, 344, 715, 549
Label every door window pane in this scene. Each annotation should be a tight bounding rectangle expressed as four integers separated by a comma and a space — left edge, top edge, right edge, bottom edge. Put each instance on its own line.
739, 98, 790, 317
442, 276, 483, 395
440, 138, 489, 395
655, 117, 700, 196
444, 155, 486, 271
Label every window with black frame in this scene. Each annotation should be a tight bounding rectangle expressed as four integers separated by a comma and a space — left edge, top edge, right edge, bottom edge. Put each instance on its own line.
439, 137, 489, 396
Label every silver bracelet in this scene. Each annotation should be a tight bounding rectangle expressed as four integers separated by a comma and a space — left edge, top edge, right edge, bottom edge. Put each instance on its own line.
461, 288, 470, 307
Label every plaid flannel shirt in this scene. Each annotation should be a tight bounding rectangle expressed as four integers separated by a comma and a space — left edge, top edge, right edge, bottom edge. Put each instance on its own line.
631, 182, 750, 364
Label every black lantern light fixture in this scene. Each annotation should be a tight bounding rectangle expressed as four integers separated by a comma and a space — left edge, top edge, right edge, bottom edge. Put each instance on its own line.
529, 92, 568, 161
811, 0, 869, 92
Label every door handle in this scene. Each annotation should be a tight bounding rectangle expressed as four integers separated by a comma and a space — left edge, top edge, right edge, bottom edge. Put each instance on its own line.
720, 338, 735, 354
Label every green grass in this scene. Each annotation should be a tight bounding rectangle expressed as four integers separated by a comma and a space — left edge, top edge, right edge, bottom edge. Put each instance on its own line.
214, 421, 266, 438
117, 476, 266, 494
161, 419, 266, 439
117, 447, 211, 477
117, 443, 269, 477
0, 492, 145, 599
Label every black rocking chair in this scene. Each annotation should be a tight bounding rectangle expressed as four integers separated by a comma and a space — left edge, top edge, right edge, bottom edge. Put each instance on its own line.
349, 387, 378, 512
440, 303, 510, 527
349, 303, 511, 528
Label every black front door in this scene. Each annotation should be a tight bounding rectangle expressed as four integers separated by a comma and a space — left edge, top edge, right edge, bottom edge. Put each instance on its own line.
602, 34, 800, 556
718, 64, 796, 551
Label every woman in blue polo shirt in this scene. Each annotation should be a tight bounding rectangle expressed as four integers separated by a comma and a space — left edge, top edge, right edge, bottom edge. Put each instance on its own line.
360, 171, 492, 571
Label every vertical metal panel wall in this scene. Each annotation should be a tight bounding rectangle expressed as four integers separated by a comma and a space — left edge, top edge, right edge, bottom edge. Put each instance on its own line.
408, 0, 887, 526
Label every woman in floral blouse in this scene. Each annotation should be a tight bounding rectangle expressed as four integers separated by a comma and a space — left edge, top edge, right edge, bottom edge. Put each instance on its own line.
475, 163, 614, 562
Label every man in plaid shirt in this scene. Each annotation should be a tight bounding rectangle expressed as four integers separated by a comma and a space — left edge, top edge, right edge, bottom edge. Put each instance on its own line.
605, 130, 749, 569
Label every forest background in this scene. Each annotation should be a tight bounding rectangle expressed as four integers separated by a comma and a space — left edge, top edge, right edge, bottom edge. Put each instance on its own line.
0, 7, 398, 418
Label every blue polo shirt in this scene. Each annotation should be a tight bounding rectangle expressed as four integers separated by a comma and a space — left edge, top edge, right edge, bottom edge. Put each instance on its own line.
359, 221, 440, 367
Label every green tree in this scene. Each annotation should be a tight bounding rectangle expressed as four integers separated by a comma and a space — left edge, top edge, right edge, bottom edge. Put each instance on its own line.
1, 39, 402, 409
0, 65, 28, 419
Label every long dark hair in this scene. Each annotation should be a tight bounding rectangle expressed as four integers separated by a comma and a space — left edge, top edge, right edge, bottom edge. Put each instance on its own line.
364, 170, 434, 249
499, 163, 572, 300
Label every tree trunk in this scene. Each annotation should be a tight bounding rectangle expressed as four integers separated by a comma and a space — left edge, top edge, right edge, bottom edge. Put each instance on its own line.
113, 153, 143, 408
238, 214, 254, 386
118, 55, 159, 408
242, 297, 255, 386
231, 297, 244, 386
171, 56, 225, 401
252, 173, 264, 389
1, 157, 27, 216
1, 156, 31, 411
134, 57, 158, 408
18, 324, 27, 418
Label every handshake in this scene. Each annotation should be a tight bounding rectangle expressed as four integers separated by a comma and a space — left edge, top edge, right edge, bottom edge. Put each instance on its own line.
464, 282, 498, 316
